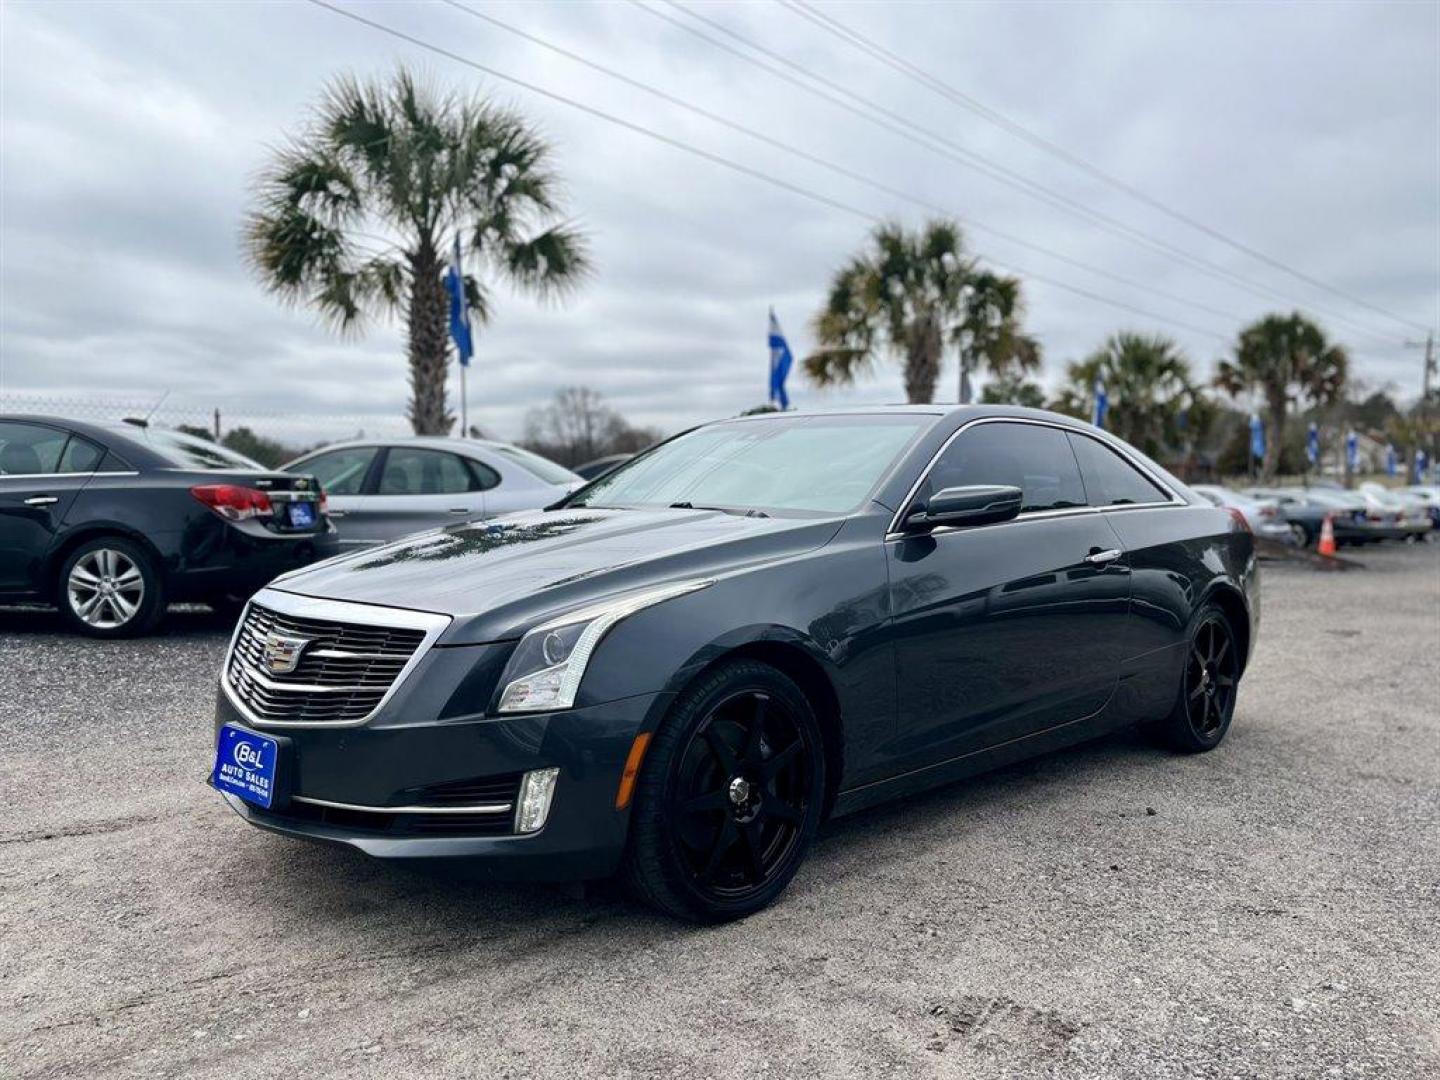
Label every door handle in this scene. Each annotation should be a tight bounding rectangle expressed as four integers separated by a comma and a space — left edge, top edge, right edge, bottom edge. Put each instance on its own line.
24, 496, 59, 506
1084, 548, 1122, 565
448, 508, 471, 514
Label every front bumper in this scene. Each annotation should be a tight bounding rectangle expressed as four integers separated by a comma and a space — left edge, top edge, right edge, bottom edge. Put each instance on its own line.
214, 687, 671, 882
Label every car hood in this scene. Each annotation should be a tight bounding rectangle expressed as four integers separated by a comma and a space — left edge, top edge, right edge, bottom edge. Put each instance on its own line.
269, 507, 843, 643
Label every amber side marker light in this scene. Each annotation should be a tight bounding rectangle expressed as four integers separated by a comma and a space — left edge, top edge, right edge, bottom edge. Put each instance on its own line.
615, 732, 653, 810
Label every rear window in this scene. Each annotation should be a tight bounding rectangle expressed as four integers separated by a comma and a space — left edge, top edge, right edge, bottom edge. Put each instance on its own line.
112, 427, 264, 471
1068, 433, 1170, 507
486, 443, 579, 485
0, 421, 68, 474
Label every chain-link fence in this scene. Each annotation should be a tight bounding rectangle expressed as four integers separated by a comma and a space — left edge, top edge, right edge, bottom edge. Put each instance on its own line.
0, 392, 413, 464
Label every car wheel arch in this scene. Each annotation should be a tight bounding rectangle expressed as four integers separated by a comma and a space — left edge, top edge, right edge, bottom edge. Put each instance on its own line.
658, 633, 846, 821
1197, 582, 1252, 676
43, 524, 167, 600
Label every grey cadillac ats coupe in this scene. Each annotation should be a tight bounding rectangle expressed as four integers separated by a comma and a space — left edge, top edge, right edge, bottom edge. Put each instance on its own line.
211, 406, 1258, 921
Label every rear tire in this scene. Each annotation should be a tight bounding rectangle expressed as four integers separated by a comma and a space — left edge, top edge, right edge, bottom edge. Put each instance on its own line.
1150, 603, 1240, 753
621, 660, 826, 922
57, 537, 165, 638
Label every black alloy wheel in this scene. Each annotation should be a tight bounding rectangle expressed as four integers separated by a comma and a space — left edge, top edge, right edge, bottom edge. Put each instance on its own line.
1152, 603, 1239, 753
622, 660, 825, 922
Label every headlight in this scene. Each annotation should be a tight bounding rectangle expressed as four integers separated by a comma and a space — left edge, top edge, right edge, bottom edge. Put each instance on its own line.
495, 579, 714, 714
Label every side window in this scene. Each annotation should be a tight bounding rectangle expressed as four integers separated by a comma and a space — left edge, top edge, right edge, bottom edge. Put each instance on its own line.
0, 422, 68, 475
1068, 434, 1169, 507
302, 447, 378, 496
925, 423, 1086, 515
378, 448, 477, 495
466, 459, 500, 491
58, 436, 105, 474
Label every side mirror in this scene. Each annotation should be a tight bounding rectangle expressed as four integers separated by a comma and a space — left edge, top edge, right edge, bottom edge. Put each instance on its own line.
902, 484, 1023, 532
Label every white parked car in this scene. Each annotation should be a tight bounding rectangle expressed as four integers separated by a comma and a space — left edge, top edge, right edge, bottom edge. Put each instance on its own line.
1190, 485, 1294, 543
1359, 483, 1434, 539
283, 437, 583, 548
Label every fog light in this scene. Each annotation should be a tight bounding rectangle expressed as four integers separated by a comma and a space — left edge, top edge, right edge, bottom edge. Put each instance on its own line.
515, 767, 560, 834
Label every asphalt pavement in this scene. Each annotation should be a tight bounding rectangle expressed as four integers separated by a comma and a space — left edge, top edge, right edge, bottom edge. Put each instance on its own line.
2, 543, 1437, 1079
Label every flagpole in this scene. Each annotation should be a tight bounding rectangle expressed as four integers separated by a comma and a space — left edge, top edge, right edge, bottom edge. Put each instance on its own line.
461, 362, 468, 438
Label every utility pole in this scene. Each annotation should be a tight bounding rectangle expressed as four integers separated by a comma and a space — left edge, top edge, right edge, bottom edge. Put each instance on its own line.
1404, 332, 1436, 478
1406, 331, 1436, 411
213, 408, 221, 441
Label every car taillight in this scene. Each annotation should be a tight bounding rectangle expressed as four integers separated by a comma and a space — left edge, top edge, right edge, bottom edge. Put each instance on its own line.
1227, 507, 1252, 533
190, 484, 273, 521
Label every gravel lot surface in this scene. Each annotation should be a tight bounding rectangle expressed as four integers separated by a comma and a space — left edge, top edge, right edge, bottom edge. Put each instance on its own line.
2, 544, 1437, 1079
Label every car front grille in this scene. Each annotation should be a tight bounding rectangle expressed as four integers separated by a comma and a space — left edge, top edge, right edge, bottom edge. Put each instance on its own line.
226, 601, 428, 725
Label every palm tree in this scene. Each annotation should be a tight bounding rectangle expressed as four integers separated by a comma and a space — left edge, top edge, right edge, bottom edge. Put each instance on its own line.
979, 373, 1045, 408
1057, 332, 1199, 457
954, 270, 1042, 403
1214, 313, 1347, 479
804, 220, 1035, 404
244, 69, 590, 434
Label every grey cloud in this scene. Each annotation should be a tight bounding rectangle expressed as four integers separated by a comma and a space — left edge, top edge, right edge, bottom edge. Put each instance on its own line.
2, 0, 1435, 442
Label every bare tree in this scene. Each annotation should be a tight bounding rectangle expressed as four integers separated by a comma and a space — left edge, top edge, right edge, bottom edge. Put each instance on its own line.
522, 387, 663, 466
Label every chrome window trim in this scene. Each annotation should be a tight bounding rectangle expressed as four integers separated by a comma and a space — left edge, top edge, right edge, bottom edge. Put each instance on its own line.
0, 470, 140, 480
220, 587, 451, 729
885, 416, 1185, 538
289, 794, 512, 816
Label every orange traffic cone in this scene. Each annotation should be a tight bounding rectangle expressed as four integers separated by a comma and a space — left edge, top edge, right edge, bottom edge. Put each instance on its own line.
1318, 514, 1337, 557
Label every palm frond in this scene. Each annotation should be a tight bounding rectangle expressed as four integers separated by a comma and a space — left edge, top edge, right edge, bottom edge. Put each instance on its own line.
502, 223, 592, 301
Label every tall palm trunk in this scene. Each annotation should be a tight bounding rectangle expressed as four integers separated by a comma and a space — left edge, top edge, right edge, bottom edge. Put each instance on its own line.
1263, 387, 1287, 479
406, 241, 453, 435
903, 313, 942, 404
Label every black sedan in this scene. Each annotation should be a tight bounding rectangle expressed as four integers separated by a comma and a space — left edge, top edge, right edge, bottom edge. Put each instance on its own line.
211, 406, 1257, 921
0, 416, 338, 636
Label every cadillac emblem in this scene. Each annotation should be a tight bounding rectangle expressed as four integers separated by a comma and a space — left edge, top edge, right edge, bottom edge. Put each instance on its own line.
262, 632, 311, 675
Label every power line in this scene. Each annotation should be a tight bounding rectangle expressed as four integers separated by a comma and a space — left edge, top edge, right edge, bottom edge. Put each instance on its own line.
781, 0, 1432, 337
440, 0, 1245, 327
643, 0, 1403, 346
304, 0, 1231, 344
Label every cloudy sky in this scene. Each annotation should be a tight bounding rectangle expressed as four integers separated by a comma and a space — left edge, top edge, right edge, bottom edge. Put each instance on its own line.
1, 0, 1436, 443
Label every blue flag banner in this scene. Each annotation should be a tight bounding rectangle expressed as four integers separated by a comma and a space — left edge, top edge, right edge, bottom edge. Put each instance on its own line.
1416, 449, 1429, 483
444, 235, 473, 367
768, 309, 793, 410
1346, 430, 1359, 472
1249, 413, 1265, 462
1306, 422, 1319, 467
1091, 378, 1108, 429
1385, 444, 1397, 477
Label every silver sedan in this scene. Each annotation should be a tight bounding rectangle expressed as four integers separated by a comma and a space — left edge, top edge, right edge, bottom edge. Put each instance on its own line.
283, 437, 582, 548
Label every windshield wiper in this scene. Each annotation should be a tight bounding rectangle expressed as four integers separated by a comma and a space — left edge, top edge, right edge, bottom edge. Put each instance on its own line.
669, 501, 769, 518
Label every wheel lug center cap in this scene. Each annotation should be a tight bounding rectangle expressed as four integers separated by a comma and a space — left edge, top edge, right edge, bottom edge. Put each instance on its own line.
728, 776, 752, 807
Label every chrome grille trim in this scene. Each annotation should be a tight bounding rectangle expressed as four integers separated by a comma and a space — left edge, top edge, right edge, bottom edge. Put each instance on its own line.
290, 795, 513, 815
221, 588, 451, 729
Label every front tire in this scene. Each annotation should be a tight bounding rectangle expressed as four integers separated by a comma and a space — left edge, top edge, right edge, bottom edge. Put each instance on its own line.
622, 660, 826, 922
57, 537, 165, 637
1151, 604, 1240, 753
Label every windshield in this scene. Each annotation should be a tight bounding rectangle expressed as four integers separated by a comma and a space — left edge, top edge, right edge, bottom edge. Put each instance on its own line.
113, 426, 265, 471
486, 443, 580, 485
567, 414, 931, 515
